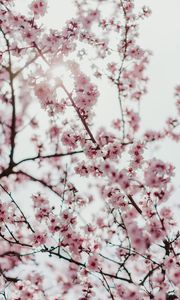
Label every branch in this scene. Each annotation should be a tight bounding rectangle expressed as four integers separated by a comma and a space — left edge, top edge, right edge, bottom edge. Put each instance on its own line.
33, 43, 99, 148
15, 150, 84, 165
140, 265, 160, 286
0, 231, 31, 248
0, 165, 15, 179
46, 247, 134, 284
0, 269, 19, 283
0, 184, 35, 233
115, 0, 129, 140
13, 54, 39, 78
127, 194, 142, 215
0, 28, 16, 166
99, 270, 115, 300
0, 150, 83, 179
14, 170, 64, 199
61, 83, 99, 147
34, 43, 50, 65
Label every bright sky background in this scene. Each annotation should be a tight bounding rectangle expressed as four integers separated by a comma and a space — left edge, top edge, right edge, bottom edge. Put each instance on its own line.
14, 0, 180, 219
15, 0, 180, 128
7, 3, 179, 295
38, 0, 180, 133
48, 0, 179, 191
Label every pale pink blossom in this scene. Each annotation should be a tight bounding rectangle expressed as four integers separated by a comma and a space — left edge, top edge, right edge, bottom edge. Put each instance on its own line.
30, 0, 48, 17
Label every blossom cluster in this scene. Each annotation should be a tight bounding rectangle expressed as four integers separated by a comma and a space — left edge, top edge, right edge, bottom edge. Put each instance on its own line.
0, 0, 179, 299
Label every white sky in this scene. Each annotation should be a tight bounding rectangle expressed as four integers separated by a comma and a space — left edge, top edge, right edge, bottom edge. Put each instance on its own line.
1, 3, 179, 297
14, 0, 180, 217
56, 0, 179, 219
15, 0, 180, 128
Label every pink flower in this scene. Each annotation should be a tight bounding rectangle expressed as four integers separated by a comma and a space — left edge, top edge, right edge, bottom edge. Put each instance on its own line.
49, 126, 60, 138
62, 131, 77, 149
31, 231, 47, 246
147, 217, 166, 242
48, 215, 60, 233
116, 284, 126, 298
21, 24, 39, 43
30, 0, 48, 17
112, 119, 121, 130
104, 143, 122, 160
107, 62, 117, 74
61, 228, 73, 245
160, 207, 173, 219
75, 161, 89, 177
126, 109, 140, 132
75, 73, 99, 112
0, 202, 7, 222
164, 255, 175, 270
126, 288, 143, 300
34, 82, 50, 99
87, 254, 100, 271
61, 210, 76, 225
144, 159, 174, 189
26, 272, 43, 288
125, 220, 148, 251
154, 291, 166, 300
34, 82, 58, 112
169, 267, 180, 286
118, 169, 130, 190
81, 10, 100, 29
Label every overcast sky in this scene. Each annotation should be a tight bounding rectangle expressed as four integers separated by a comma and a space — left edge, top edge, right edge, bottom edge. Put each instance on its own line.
47, 0, 180, 219
14, 0, 180, 217
15, 0, 180, 128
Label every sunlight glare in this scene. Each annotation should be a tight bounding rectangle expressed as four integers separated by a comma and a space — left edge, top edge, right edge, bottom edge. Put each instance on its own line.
51, 64, 67, 79
48, 63, 74, 91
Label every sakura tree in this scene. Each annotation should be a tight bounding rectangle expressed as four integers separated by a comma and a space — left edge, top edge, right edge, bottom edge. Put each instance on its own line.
0, 0, 180, 299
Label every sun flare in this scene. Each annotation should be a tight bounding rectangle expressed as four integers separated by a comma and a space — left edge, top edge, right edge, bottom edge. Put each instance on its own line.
50, 64, 67, 78
47, 64, 72, 89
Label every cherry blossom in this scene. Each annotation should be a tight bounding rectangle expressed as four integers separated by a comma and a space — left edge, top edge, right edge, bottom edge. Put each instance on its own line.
29, 0, 48, 18
0, 0, 179, 299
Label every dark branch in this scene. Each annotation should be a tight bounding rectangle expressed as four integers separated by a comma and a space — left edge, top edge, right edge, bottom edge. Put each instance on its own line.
15, 150, 84, 165
127, 194, 142, 215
